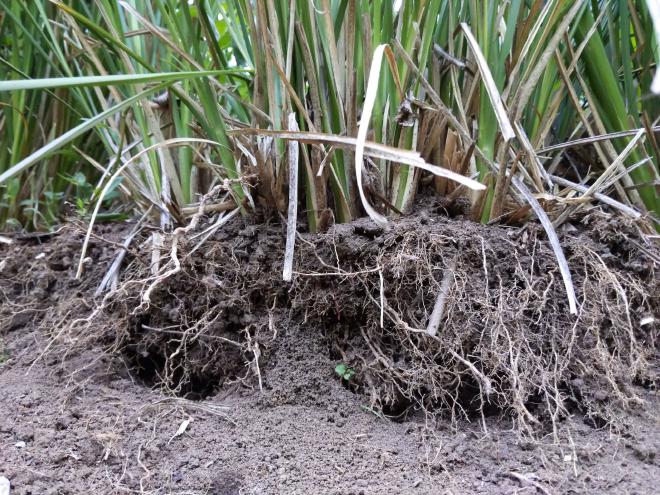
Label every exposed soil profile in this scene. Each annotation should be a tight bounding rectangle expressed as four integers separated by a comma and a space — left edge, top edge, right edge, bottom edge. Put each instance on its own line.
0, 207, 658, 494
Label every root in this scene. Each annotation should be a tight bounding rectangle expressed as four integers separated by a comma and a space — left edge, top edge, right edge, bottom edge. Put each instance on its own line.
293, 212, 658, 430
35, 210, 658, 433
142, 183, 225, 306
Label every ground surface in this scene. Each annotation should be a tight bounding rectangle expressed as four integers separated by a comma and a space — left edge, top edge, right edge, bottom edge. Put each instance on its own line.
0, 220, 658, 494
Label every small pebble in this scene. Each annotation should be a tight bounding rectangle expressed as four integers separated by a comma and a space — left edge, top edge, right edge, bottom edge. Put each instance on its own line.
0, 476, 10, 495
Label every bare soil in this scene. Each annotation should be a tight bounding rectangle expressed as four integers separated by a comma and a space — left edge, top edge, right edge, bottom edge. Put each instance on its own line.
1, 211, 658, 494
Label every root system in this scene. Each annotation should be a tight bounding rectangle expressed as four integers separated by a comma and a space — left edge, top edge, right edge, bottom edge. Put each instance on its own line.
25, 208, 659, 432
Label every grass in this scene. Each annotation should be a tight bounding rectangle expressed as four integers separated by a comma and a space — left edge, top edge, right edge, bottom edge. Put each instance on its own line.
0, 0, 658, 234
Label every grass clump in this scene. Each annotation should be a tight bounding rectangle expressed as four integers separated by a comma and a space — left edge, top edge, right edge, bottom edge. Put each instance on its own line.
0, 1, 658, 232
0, 0, 658, 432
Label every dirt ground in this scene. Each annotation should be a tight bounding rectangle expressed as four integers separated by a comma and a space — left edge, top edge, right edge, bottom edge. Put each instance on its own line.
0, 217, 658, 494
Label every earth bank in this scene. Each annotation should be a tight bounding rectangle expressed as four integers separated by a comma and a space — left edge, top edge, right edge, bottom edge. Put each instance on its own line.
0, 209, 658, 494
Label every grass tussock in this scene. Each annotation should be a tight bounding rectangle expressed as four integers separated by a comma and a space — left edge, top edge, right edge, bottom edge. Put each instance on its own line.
0, 1, 658, 233
0, 0, 658, 437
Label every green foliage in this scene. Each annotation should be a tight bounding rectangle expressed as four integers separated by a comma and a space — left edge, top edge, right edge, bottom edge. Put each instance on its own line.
335, 363, 356, 381
59, 171, 123, 216
0, 0, 657, 231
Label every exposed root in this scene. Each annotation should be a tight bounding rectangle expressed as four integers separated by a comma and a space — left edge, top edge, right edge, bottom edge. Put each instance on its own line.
291, 211, 658, 431
25, 209, 658, 434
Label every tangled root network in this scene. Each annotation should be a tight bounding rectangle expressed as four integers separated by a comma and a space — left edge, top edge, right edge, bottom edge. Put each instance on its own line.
73, 209, 658, 431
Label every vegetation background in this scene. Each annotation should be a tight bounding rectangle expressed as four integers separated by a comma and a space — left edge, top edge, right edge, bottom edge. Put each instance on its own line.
0, 0, 658, 241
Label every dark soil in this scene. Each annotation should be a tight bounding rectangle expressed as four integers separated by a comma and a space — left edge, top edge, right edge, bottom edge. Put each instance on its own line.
1, 212, 659, 494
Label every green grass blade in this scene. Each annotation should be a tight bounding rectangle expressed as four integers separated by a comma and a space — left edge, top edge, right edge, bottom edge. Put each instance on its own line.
0, 83, 169, 185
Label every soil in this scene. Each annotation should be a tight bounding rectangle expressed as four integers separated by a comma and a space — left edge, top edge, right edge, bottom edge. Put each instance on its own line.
1, 211, 659, 494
